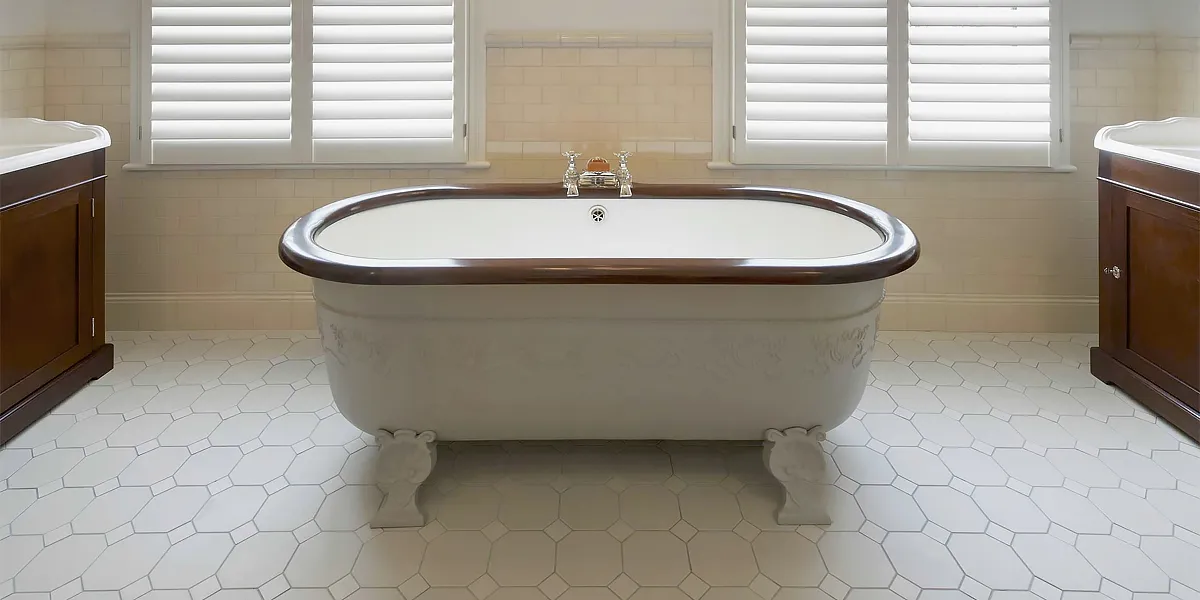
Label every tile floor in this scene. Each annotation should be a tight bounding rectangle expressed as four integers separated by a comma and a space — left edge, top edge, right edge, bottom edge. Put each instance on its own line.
2, 331, 1200, 600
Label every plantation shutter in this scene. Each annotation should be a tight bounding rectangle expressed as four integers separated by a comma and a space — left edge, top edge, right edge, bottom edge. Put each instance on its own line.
149, 0, 295, 164
907, 0, 1055, 166
737, 0, 890, 165
311, 0, 462, 163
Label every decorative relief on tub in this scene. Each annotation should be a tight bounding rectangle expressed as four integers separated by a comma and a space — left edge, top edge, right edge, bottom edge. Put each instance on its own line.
807, 323, 875, 375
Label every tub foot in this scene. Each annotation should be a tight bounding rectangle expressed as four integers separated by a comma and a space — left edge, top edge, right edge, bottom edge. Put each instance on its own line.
763, 426, 832, 526
373, 429, 437, 528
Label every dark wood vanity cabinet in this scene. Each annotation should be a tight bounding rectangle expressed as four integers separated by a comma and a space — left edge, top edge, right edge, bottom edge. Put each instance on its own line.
0, 150, 113, 444
1094, 152, 1200, 442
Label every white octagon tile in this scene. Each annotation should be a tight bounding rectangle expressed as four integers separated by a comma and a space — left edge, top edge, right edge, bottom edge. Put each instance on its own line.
486, 531, 556, 586
1068, 388, 1135, 418
254, 485, 326, 531
219, 361, 273, 385
687, 531, 759, 587
855, 485, 926, 532
55, 387, 115, 415
191, 385, 250, 413
150, 532, 233, 589
1087, 489, 1174, 536
752, 531, 826, 587
1008, 416, 1075, 449
217, 531, 298, 588
204, 340, 253, 360
163, 340, 214, 363
871, 362, 919, 385
106, 415, 172, 448
1154, 450, 1200, 487
934, 387, 991, 415
832, 447, 895, 485
995, 363, 1051, 387
11, 487, 94, 535
244, 339, 294, 360
175, 447, 243, 486
970, 342, 1021, 363
157, 414, 222, 447
911, 415, 973, 448
679, 485, 742, 530
175, 362, 230, 386
15, 534, 108, 592
890, 341, 938, 362
286, 530, 362, 587
82, 533, 170, 591
194, 486, 267, 532
1012, 534, 1100, 591
622, 530, 690, 586
1044, 449, 1120, 488
818, 531, 895, 588
1028, 487, 1111, 534
559, 485, 619, 531
1075, 535, 1169, 593
144, 386, 204, 414
889, 386, 946, 413
992, 449, 1065, 487
237, 385, 295, 413
8, 415, 76, 449
352, 531, 426, 587
230, 446, 295, 485
953, 364, 1007, 386
428, 485, 500, 531
884, 532, 964, 589
1139, 536, 1200, 593
310, 415, 362, 447
496, 483, 560, 531
961, 415, 1025, 448
120, 341, 174, 362
420, 530, 491, 586
285, 447, 348, 485
973, 486, 1048, 533
0, 535, 44, 582
930, 341, 979, 363
133, 486, 209, 533
286, 386, 334, 412
826, 419, 871, 447
863, 414, 922, 447
72, 487, 152, 534
63, 448, 136, 488
979, 388, 1040, 416
1024, 389, 1086, 417
316, 485, 382, 531
939, 448, 1009, 486
859, 387, 898, 414
947, 533, 1032, 590
1097, 450, 1176, 489
886, 447, 951, 485
619, 484, 679, 530
1036, 363, 1098, 388
263, 361, 314, 385
260, 414, 319, 446
0, 488, 39, 526
1007, 342, 1061, 363
207, 413, 270, 447
132, 362, 188, 386
118, 447, 190, 486
914, 487, 987, 533
1145, 489, 1200, 535
97, 387, 159, 415
8, 449, 85, 488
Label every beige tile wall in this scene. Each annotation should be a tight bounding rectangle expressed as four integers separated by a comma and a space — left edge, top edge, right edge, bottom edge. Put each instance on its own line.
1158, 36, 1200, 117
30, 35, 1195, 331
0, 39, 45, 118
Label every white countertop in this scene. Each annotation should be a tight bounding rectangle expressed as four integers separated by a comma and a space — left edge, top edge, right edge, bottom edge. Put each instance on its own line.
0, 118, 112, 176
1095, 117, 1200, 175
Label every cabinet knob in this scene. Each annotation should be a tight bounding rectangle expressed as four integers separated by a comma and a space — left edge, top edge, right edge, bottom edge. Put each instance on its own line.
1103, 266, 1121, 279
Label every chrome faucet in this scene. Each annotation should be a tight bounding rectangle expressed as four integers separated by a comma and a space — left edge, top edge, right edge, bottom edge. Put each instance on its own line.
563, 151, 582, 197
561, 149, 633, 197
615, 151, 633, 198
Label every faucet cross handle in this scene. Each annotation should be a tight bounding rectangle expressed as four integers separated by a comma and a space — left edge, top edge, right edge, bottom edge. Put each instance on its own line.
563, 150, 582, 169
614, 150, 632, 169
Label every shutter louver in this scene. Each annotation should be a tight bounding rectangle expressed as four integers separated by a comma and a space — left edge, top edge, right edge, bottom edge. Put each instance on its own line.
312, 0, 460, 163
739, 0, 890, 165
907, 0, 1054, 166
149, 0, 294, 164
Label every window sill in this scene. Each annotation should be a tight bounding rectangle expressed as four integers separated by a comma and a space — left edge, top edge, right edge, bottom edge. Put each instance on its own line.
707, 162, 1078, 174
122, 161, 492, 172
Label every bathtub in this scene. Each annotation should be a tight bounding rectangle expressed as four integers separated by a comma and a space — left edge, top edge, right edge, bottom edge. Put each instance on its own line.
280, 184, 918, 527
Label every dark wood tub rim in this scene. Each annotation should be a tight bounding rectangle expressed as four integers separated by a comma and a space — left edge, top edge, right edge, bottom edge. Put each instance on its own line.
278, 183, 920, 285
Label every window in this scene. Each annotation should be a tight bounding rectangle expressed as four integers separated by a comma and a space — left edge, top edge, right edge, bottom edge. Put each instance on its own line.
732, 0, 1064, 169
140, 0, 465, 166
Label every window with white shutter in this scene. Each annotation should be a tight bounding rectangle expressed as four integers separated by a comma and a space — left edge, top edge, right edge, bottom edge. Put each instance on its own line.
148, 0, 295, 164
906, 0, 1056, 167
735, 0, 891, 165
312, 0, 462, 163
731, 0, 1063, 169
142, 0, 465, 166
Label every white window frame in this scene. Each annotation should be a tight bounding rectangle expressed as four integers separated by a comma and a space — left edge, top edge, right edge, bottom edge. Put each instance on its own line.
129, 0, 487, 170
715, 0, 1073, 172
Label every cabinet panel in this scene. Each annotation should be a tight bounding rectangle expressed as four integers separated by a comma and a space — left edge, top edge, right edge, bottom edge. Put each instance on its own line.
1109, 186, 1200, 407
0, 185, 94, 412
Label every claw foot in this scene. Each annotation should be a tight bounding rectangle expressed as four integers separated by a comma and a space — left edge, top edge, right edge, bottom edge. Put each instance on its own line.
763, 426, 831, 525
373, 429, 437, 528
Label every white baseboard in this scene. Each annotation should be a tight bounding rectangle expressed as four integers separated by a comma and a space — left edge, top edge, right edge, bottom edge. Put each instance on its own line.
106, 291, 1098, 333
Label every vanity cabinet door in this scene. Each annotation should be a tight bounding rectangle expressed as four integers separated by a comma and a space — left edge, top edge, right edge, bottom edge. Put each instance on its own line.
1106, 185, 1200, 409
0, 184, 95, 413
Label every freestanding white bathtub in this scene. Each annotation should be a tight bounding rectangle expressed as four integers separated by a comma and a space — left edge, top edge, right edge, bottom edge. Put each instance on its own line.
280, 183, 919, 527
